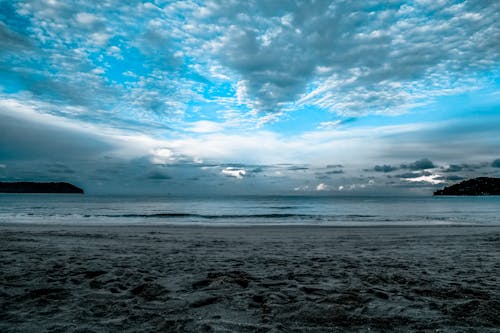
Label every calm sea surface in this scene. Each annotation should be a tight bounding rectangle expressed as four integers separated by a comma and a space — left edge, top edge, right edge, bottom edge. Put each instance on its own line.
1, 194, 499, 226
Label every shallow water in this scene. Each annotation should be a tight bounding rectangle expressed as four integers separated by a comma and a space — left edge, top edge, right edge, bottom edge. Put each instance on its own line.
1, 194, 500, 226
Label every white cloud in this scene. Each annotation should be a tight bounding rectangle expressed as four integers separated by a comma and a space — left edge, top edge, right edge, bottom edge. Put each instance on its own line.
91, 67, 105, 75
318, 120, 342, 129
294, 185, 309, 191
90, 32, 110, 46
150, 148, 175, 164
186, 120, 223, 133
4, 95, 499, 174
3, 92, 498, 196
2, 0, 500, 195
183, 1, 499, 118
107, 46, 122, 59
75, 12, 98, 25
236, 80, 250, 106
316, 183, 329, 191
403, 174, 445, 185
221, 167, 246, 179
5, 0, 499, 129
209, 65, 230, 80
123, 71, 137, 77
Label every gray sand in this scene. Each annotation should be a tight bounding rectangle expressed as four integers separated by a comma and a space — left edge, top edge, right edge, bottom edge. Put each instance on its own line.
1, 225, 499, 332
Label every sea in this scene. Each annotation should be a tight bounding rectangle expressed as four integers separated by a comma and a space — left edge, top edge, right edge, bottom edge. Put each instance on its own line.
1, 194, 500, 227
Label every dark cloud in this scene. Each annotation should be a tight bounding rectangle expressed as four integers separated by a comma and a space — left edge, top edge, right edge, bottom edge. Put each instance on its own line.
146, 171, 171, 180
373, 164, 398, 173
325, 170, 344, 175
0, 112, 113, 160
137, 29, 182, 70
288, 166, 308, 171
462, 163, 488, 171
0, 22, 33, 52
377, 116, 500, 163
442, 164, 463, 173
444, 175, 463, 182
492, 159, 500, 168
400, 158, 435, 170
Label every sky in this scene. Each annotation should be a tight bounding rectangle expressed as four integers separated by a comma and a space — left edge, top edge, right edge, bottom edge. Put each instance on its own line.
1, 0, 500, 195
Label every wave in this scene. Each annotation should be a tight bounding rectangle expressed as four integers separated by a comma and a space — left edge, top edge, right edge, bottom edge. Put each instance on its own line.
105, 213, 319, 219
0, 211, 487, 226
1, 212, 383, 220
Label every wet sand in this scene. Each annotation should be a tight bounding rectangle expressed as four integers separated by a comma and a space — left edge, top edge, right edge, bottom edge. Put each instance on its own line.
1, 224, 499, 332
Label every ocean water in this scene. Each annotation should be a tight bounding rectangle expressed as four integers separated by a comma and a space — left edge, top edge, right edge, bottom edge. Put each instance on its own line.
1, 194, 500, 226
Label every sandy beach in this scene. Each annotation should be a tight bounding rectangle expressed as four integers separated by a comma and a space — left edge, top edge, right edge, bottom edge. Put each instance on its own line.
1, 224, 499, 332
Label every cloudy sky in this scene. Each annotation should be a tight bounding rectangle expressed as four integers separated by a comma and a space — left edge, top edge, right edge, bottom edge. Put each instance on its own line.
1, 0, 500, 195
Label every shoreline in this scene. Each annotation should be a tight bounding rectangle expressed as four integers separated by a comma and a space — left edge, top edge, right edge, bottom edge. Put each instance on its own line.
2, 222, 499, 229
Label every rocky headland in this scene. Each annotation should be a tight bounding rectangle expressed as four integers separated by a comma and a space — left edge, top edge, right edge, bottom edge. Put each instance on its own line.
434, 177, 500, 196
0, 182, 84, 194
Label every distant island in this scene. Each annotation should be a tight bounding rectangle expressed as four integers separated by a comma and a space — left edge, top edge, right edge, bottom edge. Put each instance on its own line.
0, 182, 84, 194
434, 177, 500, 196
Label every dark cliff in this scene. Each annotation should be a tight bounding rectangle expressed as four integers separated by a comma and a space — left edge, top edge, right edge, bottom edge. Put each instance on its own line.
434, 177, 500, 196
0, 182, 84, 194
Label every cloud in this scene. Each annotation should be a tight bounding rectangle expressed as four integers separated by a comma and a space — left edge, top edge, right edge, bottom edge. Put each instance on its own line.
221, 167, 246, 179
396, 171, 432, 179
401, 158, 436, 170
2, 95, 500, 195
287, 166, 308, 171
191, 1, 500, 116
150, 148, 175, 164
0, 100, 114, 160
316, 183, 329, 191
75, 12, 100, 26
187, 120, 224, 133
325, 170, 343, 175
0, 21, 33, 52
444, 175, 463, 182
1, 0, 499, 129
402, 173, 445, 185
146, 171, 171, 180
373, 164, 398, 173
1, 1, 499, 196
442, 164, 463, 172
492, 159, 500, 168
136, 28, 180, 69
294, 185, 310, 191
318, 118, 356, 129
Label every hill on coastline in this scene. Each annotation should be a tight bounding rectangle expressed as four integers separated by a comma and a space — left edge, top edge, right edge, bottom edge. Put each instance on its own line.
0, 182, 84, 194
434, 177, 500, 196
